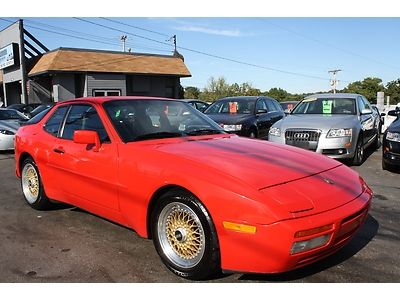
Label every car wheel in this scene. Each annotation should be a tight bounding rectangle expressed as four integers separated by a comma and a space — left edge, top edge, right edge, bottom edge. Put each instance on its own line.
21, 158, 51, 210
351, 136, 364, 166
151, 190, 220, 280
249, 129, 257, 139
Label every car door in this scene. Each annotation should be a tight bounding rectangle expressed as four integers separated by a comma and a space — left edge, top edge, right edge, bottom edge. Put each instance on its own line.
254, 98, 271, 137
357, 96, 374, 144
49, 104, 119, 211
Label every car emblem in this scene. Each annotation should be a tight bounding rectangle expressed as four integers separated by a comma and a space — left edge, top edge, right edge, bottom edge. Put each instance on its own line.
323, 178, 335, 185
294, 133, 310, 139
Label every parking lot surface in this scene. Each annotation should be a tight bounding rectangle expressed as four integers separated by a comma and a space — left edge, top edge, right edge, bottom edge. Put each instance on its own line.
0, 147, 399, 283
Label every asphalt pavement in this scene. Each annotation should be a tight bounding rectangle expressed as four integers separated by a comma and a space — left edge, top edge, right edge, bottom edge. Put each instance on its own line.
0, 146, 399, 283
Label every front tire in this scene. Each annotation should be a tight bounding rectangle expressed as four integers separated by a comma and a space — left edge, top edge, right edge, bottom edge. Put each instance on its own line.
351, 136, 364, 166
21, 158, 51, 210
151, 190, 220, 280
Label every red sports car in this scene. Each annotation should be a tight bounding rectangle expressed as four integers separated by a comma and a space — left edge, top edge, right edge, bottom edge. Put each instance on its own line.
15, 97, 373, 280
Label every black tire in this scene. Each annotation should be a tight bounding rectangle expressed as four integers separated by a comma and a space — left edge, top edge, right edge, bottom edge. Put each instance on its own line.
248, 128, 257, 139
382, 159, 388, 170
21, 158, 51, 210
373, 131, 381, 150
351, 136, 364, 166
151, 189, 220, 280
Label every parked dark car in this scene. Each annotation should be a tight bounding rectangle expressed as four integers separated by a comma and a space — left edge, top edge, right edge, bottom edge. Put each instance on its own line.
204, 96, 285, 139
181, 99, 209, 112
280, 101, 299, 114
27, 103, 54, 118
382, 109, 400, 170
7, 103, 41, 116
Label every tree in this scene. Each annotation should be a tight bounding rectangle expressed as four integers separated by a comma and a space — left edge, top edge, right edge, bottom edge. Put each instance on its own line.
385, 79, 400, 105
265, 87, 289, 101
342, 77, 384, 103
200, 77, 232, 102
184, 86, 200, 99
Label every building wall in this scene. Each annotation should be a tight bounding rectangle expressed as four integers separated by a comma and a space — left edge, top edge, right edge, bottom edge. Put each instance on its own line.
52, 73, 76, 101
87, 73, 126, 96
127, 75, 180, 98
0, 21, 27, 105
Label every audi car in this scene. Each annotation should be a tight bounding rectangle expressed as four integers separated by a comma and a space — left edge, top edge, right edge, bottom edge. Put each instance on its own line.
269, 93, 380, 165
0, 108, 29, 151
15, 97, 372, 280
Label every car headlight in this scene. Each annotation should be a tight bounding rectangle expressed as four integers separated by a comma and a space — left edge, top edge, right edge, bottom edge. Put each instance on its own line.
222, 124, 242, 132
269, 127, 281, 137
386, 131, 400, 142
326, 128, 352, 138
0, 129, 14, 135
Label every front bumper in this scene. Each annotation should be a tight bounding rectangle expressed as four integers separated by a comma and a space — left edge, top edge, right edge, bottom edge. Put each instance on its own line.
0, 134, 15, 151
382, 139, 400, 166
219, 187, 372, 274
268, 132, 356, 159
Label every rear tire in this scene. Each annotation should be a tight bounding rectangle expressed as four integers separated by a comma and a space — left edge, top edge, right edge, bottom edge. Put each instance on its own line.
249, 129, 257, 139
151, 190, 220, 280
21, 158, 51, 210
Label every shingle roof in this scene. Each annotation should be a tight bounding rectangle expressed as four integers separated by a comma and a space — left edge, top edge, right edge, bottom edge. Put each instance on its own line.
28, 48, 191, 77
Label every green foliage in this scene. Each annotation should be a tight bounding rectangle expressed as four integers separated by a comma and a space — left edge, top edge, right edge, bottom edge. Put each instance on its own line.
188, 76, 399, 105
342, 77, 384, 103
385, 79, 400, 105
184, 86, 200, 99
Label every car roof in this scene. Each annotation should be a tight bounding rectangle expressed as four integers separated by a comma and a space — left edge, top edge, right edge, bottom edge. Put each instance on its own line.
217, 96, 270, 101
306, 93, 361, 99
56, 96, 177, 105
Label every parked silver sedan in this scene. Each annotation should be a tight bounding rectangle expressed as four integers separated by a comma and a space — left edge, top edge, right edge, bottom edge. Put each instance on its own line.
0, 108, 28, 151
268, 93, 380, 165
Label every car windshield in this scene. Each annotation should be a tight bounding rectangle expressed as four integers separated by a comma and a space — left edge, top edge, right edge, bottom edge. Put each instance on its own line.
205, 99, 255, 114
103, 99, 225, 142
0, 109, 28, 120
292, 97, 356, 115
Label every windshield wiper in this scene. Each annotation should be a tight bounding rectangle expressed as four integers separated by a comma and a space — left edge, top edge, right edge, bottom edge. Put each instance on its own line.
186, 129, 224, 136
134, 131, 184, 141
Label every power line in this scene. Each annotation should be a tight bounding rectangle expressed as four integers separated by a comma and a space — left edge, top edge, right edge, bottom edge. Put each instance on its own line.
100, 17, 170, 38
258, 18, 399, 71
74, 17, 337, 82
0, 18, 173, 54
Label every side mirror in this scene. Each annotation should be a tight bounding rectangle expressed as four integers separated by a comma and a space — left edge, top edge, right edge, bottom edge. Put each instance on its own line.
361, 108, 372, 115
388, 110, 400, 117
73, 130, 101, 152
380, 112, 386, 117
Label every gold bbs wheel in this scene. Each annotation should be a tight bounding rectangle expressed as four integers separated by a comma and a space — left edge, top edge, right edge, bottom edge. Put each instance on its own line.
158, 202, 205, 269
22, 163, 40, 204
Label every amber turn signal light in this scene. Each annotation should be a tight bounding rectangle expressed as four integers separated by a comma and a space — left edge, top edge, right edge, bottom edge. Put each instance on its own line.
223, 221, 257, 234
294, 224, 333, 238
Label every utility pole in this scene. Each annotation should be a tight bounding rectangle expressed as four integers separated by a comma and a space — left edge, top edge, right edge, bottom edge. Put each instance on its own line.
328, 69, 342, 94
166, 35, 177, 52
120, 35, 127, 52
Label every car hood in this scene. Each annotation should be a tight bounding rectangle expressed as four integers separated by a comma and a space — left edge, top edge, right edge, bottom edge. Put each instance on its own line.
0, 119, 20, 133
275, 114, 357, 131
154, 135, 341, 190
205, 113, 252, 125
387, 118, 400, 133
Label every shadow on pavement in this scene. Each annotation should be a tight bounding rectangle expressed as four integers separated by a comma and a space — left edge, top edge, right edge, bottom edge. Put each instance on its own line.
237, 214, 379, 282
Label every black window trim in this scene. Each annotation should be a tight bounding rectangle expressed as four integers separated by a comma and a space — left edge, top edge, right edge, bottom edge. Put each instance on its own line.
43, 104, 71, 138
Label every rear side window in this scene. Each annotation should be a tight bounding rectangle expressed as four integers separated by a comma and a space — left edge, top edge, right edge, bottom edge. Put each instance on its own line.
44, 106, 69, 137
266, 100, 277, 112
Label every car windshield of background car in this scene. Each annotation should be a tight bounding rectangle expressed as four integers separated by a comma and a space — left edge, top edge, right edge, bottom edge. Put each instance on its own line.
104, 100, 224, 142
0, 109, 27, 120
205, 99, 255, 114
292, 98, 356, 115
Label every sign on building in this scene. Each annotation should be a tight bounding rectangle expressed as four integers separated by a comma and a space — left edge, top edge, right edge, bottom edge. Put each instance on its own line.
0, 43, 19, 70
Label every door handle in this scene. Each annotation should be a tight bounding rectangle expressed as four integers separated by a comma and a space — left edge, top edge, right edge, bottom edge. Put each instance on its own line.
53, 147, 65, 154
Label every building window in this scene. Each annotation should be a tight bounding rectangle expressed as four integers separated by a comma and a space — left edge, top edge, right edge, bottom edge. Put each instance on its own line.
93, 89, 121, 97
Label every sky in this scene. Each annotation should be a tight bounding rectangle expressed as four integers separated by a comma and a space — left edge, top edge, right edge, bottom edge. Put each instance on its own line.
1, 7, 400, 95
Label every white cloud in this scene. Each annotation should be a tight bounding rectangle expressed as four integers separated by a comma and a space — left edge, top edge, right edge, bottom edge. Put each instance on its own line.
173, 25, 243, 37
